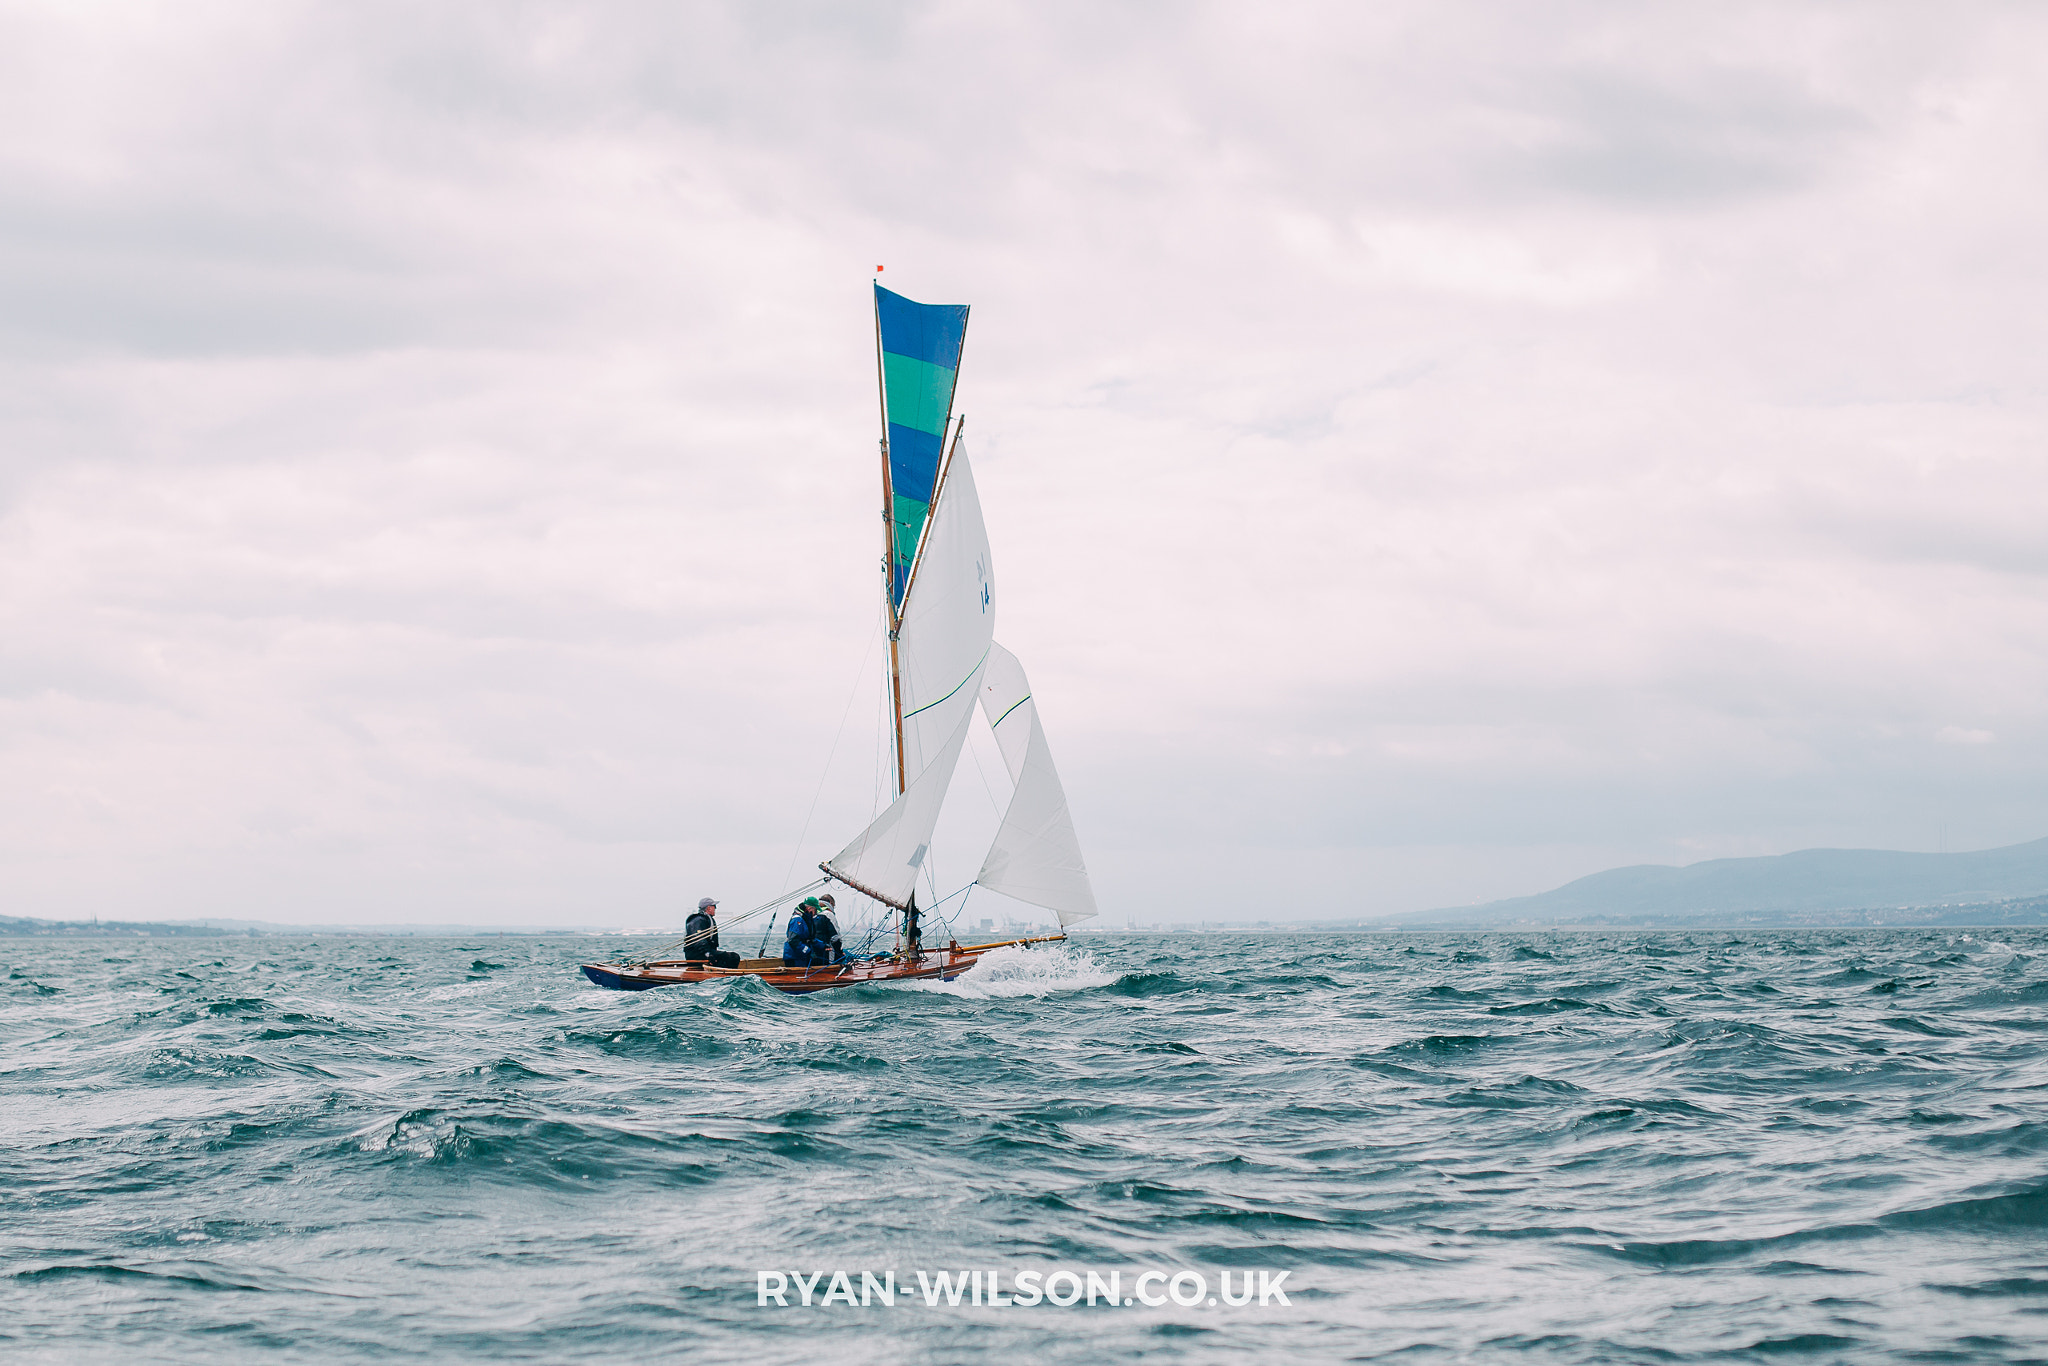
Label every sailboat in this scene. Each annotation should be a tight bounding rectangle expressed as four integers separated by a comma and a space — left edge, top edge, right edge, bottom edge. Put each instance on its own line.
581, 283, 1098, 994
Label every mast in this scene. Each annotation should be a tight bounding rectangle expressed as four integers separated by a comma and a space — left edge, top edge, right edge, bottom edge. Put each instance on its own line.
846, 282, 976, 952
875, 284, 908, 798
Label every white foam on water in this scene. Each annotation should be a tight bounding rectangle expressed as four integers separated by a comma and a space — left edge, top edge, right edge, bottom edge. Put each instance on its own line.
1954, 934, 2017, 956
907, 943, 1118, 998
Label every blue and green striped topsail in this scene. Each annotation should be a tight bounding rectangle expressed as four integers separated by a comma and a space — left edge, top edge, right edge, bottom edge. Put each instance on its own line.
876, 283, 969, 609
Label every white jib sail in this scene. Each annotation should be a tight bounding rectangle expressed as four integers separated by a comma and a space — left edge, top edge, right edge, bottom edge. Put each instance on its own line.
827, 446, 995, 907
975, 642, 1099, 926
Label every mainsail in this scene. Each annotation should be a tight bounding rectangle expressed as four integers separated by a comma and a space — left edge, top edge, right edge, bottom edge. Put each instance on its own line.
976, 643, 1100, 926
824, 441, 993, 908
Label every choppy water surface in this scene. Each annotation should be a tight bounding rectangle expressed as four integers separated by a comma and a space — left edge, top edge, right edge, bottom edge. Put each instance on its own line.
7, 930, 2048, 1363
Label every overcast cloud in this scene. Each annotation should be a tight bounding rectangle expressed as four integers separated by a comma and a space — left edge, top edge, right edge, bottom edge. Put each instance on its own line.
3, 1, 2045, 926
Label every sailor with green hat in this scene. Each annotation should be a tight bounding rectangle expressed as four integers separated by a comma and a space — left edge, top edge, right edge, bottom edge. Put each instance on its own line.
782, 897, 821, 968
811, 894, 844, 965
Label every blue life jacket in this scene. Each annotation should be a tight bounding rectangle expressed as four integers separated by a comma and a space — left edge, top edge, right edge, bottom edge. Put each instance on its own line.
782, 910, 813, 966
811, 912, 843, 964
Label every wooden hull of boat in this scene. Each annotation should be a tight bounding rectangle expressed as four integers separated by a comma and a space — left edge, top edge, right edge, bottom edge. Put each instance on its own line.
579, 935, 1065, 995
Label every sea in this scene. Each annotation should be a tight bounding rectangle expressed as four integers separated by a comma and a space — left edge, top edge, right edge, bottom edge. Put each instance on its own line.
6, 928, 2048, 1364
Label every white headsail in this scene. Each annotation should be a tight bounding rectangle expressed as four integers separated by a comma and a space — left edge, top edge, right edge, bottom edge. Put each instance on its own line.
825, 446, 994, 907
975, 643, 1099, 925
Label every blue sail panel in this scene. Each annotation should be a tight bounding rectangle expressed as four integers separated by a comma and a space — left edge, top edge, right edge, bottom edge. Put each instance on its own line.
876, 286, 969, 368
887, 425, 944, 504
875, 284, 969, 608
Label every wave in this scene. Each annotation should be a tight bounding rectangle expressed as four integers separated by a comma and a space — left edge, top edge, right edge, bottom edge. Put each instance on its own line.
1881, 1183, 2048, 1233
12, 1260, 346, 1296
910, 944, 1118, 999
1590, 1226, 1871, 1267
15, 925, 2048, 1362
1593, 1183, 2048, 1268
1922, 1121, 2048, 1157
1928, 1276, 2048, 1298
1488, 997, 1614, 1016
1878, 1015, 1964, 1037
563, 1022, 738, 1060
1106, 971, 1196, 997
1962, 980, 2048, 1006
1383, 1033, 1509, 1056
343, 1105, 736, 1185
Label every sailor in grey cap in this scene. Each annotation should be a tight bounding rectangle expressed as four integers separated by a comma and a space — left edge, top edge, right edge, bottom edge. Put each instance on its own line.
683, 897, 719, 962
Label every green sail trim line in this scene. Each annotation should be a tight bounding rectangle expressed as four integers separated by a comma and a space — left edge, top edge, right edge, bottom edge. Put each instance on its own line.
902, 646, 993, 722
991, 693, 1033, 730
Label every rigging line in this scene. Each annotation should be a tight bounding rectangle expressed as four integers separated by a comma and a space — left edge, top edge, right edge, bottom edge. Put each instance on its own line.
829, 636, 890, 904
938, 881, 970, 908
874, 646, 890, 817
863, 619, 890, 831
631, 879, 825, 965
926, 881, 976, 947
755, 876, 838, 957
778, 617, 883, 895
842, 637, 890, 875
965, 727, 1005, 820
921, 876, 974, 929
918, 880, 977, 914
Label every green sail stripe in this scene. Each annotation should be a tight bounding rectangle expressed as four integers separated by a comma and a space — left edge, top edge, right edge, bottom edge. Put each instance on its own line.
903, 646, 993, 721
991, 693, 1033, 729
882, 352, 955, 438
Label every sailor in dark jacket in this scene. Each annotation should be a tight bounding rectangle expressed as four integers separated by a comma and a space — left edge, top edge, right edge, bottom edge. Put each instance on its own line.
811, 894, 845, 965
782, 901, 817, 967
683, 897, 719, 962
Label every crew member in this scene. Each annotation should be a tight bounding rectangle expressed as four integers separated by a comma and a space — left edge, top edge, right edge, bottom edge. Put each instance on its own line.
683, 897, 718, 962
782, 899, 817, 967
812, 894, 845, 965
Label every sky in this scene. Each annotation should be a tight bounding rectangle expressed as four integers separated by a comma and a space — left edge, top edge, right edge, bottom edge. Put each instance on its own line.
4, 1, 2046, 928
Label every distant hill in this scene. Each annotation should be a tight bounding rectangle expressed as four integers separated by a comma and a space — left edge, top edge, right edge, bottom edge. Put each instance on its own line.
0, 915, 238, 938
0, 915, 590, 938
1391, 837, 2048, 929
